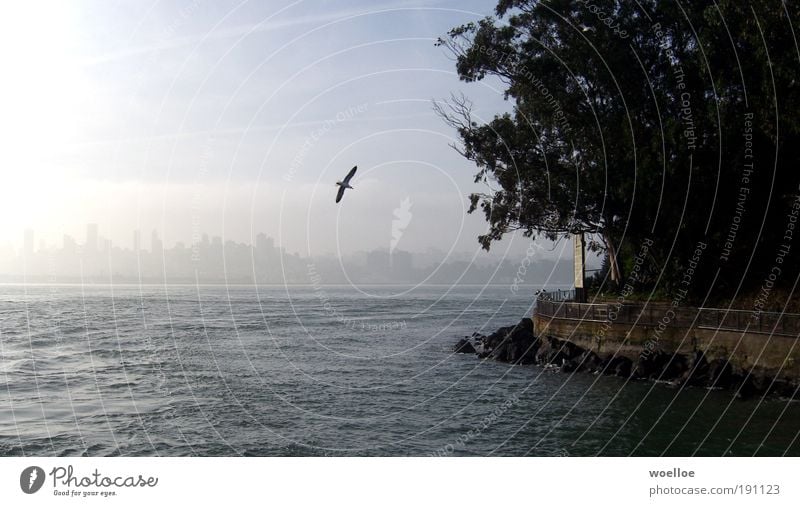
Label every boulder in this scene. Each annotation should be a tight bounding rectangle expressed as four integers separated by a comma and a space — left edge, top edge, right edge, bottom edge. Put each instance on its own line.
632, 350, 688, 380
678, 351, 709, 386
538, 336, 582, 367
662, 353, 689, 380
506, 339, 539, 364
507, 318, 534, 342
456, 321, 793, 398
453, 338, 476, 354
483, 325, 513, 350
534, 336, 559, 365
706, 359, 734, 388
736, 373, 774, 399
490, 341, 509, 361
560, 356, 580, 373
603, 356, 633, 377
770, 379, 799, 399
470, 319, 539, 364
575, 350, 603, 373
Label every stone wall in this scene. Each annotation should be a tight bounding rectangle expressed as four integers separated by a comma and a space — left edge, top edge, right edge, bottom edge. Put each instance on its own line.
533, 302, 800, 386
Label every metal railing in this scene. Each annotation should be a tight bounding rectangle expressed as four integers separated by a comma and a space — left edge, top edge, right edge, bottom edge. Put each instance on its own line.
535, 300, 800, 337
535, 288, 576, 303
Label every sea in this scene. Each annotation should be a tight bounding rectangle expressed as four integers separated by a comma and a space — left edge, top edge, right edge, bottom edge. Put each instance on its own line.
1, 284, 798, 456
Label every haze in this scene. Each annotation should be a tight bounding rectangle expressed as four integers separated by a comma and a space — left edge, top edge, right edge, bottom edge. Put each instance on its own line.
0, 0, 573, 267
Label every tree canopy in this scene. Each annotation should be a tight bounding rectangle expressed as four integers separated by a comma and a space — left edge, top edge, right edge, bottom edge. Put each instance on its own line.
437, 0, 800, 303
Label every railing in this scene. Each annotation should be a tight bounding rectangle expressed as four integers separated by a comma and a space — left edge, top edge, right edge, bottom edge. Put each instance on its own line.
696, 307, 800, 336
535, 300, 800, 337
535, 288, 576, 303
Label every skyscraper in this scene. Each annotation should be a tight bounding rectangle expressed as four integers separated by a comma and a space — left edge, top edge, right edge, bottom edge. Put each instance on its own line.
151, 230, 163, 254
23, 229, 34, 258
133, 229, 141, 252
63, 235, 77, 255
86, 223, 98, 254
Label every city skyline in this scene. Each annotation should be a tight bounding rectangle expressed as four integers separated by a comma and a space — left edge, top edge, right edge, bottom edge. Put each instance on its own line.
8, 220, 581, 261
2, 221, 576, 285
0, 0, 540, 262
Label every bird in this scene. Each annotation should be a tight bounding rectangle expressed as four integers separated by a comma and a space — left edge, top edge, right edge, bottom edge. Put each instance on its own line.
335, 165, 357, 203
580, 24, 595, 32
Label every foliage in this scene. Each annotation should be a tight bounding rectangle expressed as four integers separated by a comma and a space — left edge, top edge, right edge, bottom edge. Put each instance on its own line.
437, 0, 800, 299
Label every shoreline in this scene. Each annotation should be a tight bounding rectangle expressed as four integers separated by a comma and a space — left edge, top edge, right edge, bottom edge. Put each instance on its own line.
455, 318, 799, 399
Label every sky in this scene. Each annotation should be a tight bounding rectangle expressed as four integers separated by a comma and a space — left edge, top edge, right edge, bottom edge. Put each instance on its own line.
0, 0, 577, 264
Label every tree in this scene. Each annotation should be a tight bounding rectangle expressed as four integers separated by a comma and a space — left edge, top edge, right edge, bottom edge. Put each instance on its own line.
437, 0, 800, 300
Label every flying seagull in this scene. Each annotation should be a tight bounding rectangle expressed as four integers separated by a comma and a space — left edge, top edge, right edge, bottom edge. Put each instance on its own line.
335, 165, 357, 203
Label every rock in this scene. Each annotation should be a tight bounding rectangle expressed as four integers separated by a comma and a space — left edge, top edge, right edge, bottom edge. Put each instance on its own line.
575, 350, 603, 373
662, 353, 689, 380
706, 359, 734, 388
603, 356, 632, 377
534, 336, 559, 364
678, 351, 709, 386
483, 327, 514, 350
737, 373, 773, 398
736, 375, 757, 399
455, 321, 793, 397
537, 336, 582, 367
771, 379, 799, 399
471, 319, 539, 364
506, 319, 539, 364
508, 318, 534, 342
632, 350, 692, 381
560, 356, 580, 373
453, 337, 476, 354
482, 325, 512, 350
490, 341, 509, 361
507, 339, 539, 364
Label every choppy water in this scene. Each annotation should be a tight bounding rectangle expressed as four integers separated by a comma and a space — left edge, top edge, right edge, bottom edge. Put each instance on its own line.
0, 284, 798, 456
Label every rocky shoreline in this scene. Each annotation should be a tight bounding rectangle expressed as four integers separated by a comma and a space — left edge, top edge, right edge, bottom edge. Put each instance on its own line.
454, 318, 797, 399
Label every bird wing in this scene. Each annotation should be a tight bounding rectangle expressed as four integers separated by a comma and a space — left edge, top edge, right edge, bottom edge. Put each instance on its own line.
343, 165, 357, 184
336, 184, 346, 203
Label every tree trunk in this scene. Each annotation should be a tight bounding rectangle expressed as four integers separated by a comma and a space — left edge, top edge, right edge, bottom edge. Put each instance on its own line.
604, 233, 622, 285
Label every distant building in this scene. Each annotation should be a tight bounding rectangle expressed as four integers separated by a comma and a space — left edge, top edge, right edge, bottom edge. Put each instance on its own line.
133, 230, 141, 252
86, 223, 98, 254
366, 250, 390, 273
63, 235, 77, 255
151, 230, 163, 254
256, 233, 274, 255
390, 250, 413, 276
23, 229, 34, 258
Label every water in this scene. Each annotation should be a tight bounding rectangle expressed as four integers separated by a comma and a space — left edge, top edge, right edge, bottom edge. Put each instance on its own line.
1, 284, 798, 456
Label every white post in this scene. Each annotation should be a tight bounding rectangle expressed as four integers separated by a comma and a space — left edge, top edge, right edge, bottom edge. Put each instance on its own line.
573, 233, 586, 303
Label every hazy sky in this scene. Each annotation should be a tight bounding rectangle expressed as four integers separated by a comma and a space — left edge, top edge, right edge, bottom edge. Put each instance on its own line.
0, 0, 574, 263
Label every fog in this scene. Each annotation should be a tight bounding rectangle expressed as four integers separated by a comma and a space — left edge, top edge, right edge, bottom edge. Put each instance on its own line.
0, 0, 579, 271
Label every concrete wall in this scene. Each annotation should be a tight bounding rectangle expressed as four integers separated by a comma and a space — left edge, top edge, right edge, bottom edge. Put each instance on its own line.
533, 306, 800, 383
